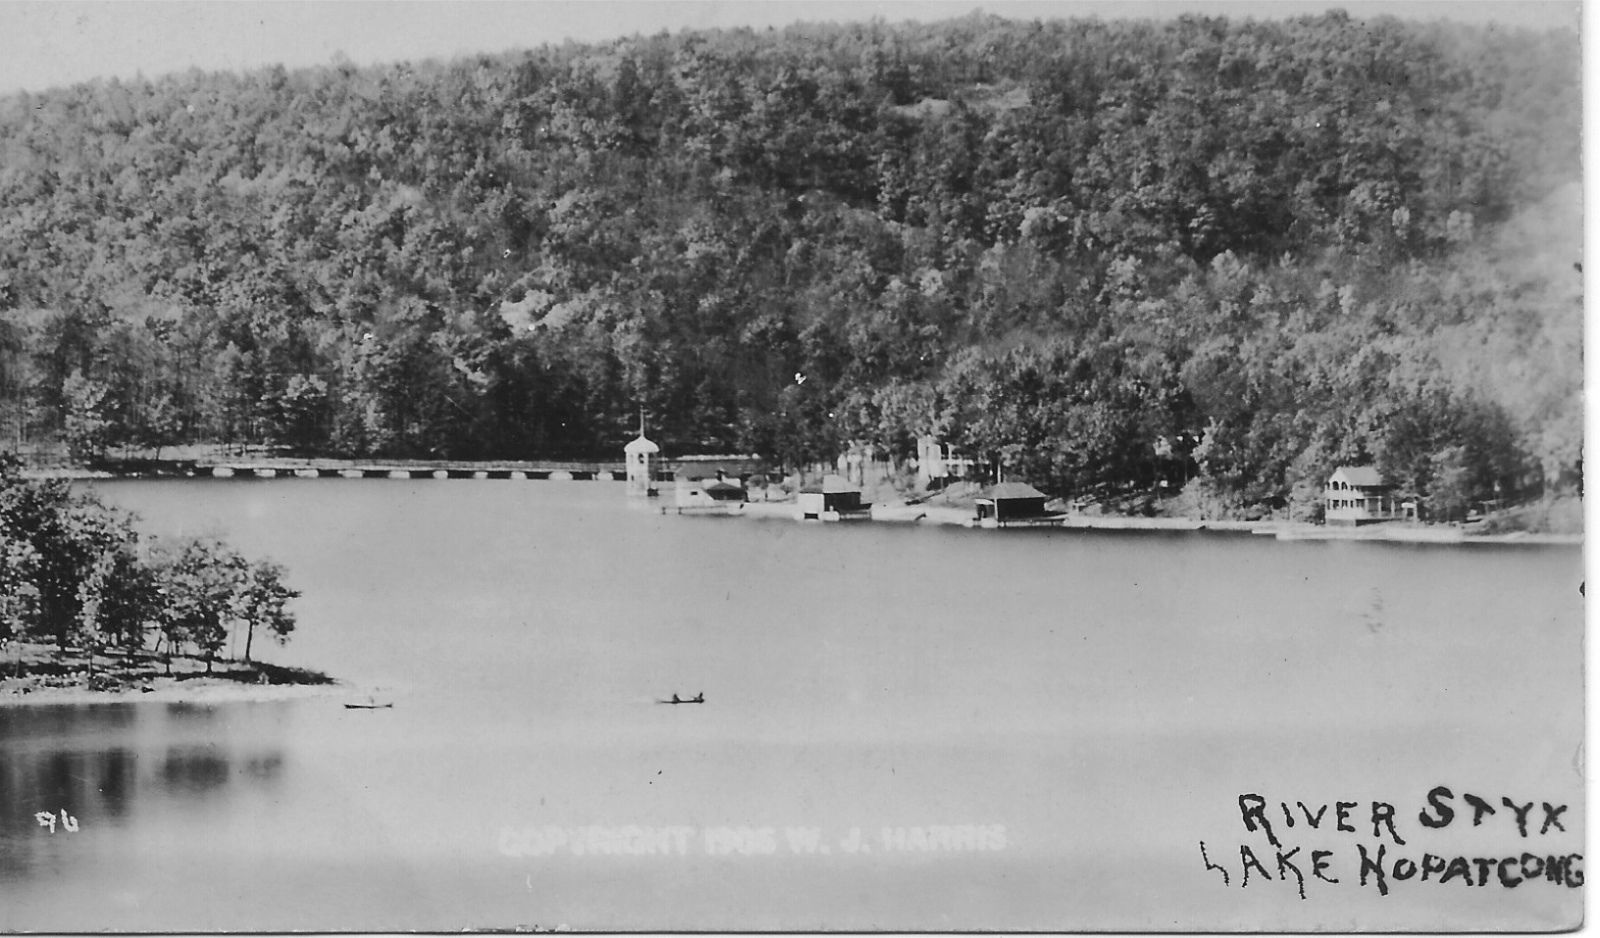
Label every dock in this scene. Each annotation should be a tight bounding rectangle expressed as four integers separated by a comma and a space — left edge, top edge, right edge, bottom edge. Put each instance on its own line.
82, 457, 626, 482
203, 464, 615, 481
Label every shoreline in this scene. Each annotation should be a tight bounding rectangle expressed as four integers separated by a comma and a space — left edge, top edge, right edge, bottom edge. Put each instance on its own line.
0, 678, 351, 708
0, 642, 348, 708
26, 461, 1581, 547
735, 499, 1581, 546
23, 455, 1578, 544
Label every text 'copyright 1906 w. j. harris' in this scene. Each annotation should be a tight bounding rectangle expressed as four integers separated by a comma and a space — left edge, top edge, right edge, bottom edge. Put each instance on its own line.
498, 824, 1008, 857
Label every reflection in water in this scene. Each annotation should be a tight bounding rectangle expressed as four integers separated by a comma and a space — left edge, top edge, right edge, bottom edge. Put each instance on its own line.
0, 702, 288, 885
0, 481, 1580, 931
1, 702, 136, 736
241, 752, 286, 781
96, 747, 134, 816
159, 746, 233, 794
166, 700, 223, 720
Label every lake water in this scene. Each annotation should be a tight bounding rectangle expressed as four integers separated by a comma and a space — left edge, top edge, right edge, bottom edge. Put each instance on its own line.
0, 479, 1583, 931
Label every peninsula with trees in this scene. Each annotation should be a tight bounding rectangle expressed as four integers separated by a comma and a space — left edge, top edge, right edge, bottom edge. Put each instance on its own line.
0, 457, 327, 702
0, 12, 1580, 530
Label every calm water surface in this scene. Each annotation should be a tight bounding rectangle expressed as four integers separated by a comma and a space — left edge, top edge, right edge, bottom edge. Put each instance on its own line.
0, 479, 1583, 930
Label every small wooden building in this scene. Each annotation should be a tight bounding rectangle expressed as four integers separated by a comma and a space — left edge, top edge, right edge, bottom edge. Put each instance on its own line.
975, 482, 1060, 527
675, 467, 747, 511
1324, 466, 1411, 524
797, 474, 870, 521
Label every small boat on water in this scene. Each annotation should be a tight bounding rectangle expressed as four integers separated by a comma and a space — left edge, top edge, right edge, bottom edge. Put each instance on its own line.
657, 693, 705, 705
344, 699, 393, 709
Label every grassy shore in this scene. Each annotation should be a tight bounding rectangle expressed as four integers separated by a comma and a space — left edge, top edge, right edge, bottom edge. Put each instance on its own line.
0, 641, 340, 706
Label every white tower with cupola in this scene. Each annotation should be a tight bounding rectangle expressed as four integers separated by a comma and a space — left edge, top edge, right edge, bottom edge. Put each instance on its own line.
623, 412, 660, 497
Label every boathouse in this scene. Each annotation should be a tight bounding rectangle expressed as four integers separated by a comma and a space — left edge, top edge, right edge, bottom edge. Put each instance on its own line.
797, 474, 870, 520
1324, 466, 1411, 524
624, 427, 660, 497
974, 482, 1058, 526
675, 467, 746, 510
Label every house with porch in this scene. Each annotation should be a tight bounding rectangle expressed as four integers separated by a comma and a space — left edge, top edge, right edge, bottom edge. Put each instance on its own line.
1324, 466, 1414, 524
915, 435, 976, 488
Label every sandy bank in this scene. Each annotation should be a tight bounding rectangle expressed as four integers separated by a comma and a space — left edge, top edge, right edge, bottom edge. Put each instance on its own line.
0, 642, 347, 707
0, 679, 351, 708
1261, 523, 1580, 545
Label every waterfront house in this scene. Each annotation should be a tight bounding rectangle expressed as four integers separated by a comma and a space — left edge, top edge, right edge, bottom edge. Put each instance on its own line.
797, 474, 871, 521
1324, 466, 1412, 524
916, 435, 976, 488
974, 482, 1061, 527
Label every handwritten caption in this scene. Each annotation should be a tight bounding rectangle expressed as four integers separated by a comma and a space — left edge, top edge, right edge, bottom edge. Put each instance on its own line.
34, 809, 80, 834
499, 824, 1006, 858
1200, 786, 1581, 898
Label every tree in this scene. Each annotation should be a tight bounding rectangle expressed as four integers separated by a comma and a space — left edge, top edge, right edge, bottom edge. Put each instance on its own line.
158, 537, 248, 674
0, 476, 135, 651
239, 559, 298, 663
1425, 445, 1476, 522
136, 387, 185, 461
0, 531, 41, 644
262, 374, 330, 453
93, 541, 163, 656
61, 369, 111, 462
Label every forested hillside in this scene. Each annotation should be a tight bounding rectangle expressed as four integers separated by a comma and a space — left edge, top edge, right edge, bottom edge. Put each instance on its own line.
0, 12, 1580, 519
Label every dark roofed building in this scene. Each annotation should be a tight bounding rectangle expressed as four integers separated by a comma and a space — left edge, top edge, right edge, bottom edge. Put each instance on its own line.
975, 482, 1059, 526
675, 466, 747, 509
797, 474, 870, 520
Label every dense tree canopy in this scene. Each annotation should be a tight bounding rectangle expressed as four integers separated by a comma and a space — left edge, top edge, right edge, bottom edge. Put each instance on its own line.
0, 12, 1581, 517
0, 458, 299, 668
